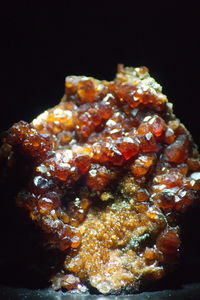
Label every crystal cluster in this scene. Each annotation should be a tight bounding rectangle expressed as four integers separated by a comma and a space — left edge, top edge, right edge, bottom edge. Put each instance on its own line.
1, 65, 200, 294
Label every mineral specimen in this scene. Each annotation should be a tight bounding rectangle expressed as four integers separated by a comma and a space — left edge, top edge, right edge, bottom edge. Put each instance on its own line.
1, 65, 200, 294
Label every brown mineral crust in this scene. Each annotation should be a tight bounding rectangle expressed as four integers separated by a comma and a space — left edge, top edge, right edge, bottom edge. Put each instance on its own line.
1, 65, 200, 294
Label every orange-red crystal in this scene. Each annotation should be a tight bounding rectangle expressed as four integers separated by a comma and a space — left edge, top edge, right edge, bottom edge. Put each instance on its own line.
1, 65, 200, 294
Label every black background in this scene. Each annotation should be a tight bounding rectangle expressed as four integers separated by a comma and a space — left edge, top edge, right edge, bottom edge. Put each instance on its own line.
0, 1, 200, 298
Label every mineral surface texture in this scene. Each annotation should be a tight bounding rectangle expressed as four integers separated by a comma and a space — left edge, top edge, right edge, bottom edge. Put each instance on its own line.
1, 65, 200, 294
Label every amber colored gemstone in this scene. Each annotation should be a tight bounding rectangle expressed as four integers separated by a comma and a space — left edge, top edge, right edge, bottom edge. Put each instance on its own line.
156, 191, 175, 211
86, 164, 111, 191
71, 233, 81, 248
77, 79, 97, 103
155, 172, 183, 188
144, 247, 157, 260
30, 176, 54, 194
139, 133, 157, 153
92, 142, 125, 166
75, 155, 91, 174
149, 115, 166, 137
136, 189, 149, 202
164, 135, 189, 163
59, 211, 70, 224
131, 154, 155, 177
56, 168, 69, 181
110, 82, 139, 108
164, 127, 175, 144
137, 121, 150, 135
188, 158, 200, 171
156, 228, 180, 254
99, 94, 115, 119
131, 164, 147, 177
59, 235, 71, 251
7, 121, 52, 157
65, 76, 79, 95
1, 65, 200, 295
110, 147, 125, 166
116, 137, 139, 160
38, 192, 61, 214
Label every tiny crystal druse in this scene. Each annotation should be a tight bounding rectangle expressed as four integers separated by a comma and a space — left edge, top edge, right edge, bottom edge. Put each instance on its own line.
1, 65, 200, 294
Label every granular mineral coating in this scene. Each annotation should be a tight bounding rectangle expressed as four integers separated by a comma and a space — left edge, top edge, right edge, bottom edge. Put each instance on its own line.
1, 65, 200, 294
